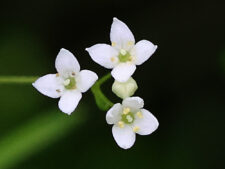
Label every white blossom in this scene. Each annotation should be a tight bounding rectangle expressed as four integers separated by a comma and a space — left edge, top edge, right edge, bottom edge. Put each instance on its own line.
86, 17, 157, 82
33, 48, 98, 115
106, 97, 159, 149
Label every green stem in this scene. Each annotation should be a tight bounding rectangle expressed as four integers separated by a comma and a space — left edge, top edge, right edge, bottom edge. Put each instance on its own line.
0, 76, 38, 84
91, 73, 114, 111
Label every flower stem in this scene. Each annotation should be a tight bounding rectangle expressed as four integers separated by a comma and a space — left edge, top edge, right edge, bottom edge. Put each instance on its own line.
91, 73, 114, 111
0, 76, 38, 84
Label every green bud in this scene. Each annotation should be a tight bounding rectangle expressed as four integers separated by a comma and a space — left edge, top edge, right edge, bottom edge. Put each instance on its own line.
112, 77, 138, 99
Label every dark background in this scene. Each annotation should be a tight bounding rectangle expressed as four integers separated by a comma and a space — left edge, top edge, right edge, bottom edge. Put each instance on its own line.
0, 0, 225, 169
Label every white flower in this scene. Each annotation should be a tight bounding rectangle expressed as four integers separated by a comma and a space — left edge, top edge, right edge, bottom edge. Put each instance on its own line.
112, 77, 138, 99
106, 97, 159, 149
86, 17, 157, 82
33, 48, 98, 115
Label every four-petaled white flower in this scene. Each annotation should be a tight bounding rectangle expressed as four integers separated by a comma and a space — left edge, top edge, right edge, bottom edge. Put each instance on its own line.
33, 48, 98, 115
86, 17, 157, 82
106, 97, 159, 149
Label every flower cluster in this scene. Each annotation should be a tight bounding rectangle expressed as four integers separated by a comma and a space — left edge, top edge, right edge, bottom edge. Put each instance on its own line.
33, 17, 159, 149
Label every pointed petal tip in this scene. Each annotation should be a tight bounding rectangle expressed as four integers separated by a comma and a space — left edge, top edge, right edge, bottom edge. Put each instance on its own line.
112, 125, 136, 150
58, 103, 74, 115
121, 146, 132, 150
118, 142, 133, 149
55, 48, 80, 74
85, 44, 118, 69
93, 72, 99, 80
32, 82, 36, 88
113, 17, 119, 21
60, 108, 73, 115
90, 71, 99, 82
60, 48, 66, 51
32, 80, 39, 89
134, 109, 159, 135
155, 118, 159, 128
64, 111, 73, 115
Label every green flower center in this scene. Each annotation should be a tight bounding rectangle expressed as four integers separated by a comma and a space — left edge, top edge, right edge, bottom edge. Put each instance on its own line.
118, 49, 131, 62
121, 112, 135, 124
64, 77, 76, 90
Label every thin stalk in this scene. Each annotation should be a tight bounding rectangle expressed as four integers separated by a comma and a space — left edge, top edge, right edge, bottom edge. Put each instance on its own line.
91, 73, 114, 111
0, 76, 38, 84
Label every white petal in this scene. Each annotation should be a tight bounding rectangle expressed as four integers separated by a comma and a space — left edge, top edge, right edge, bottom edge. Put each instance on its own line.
111, 63, 136, 82
58, 91, 82, 115
32, 74, 64, 98
110, 17, 135, 50
112, 125, 136, 149
86, 44, 119, 69
134, 109, 159, 135
131, 40, 157, 65
76, 70, 98, 93
106, 103, 122, 124
122, 97, 144, 109
55, 48, 80, 76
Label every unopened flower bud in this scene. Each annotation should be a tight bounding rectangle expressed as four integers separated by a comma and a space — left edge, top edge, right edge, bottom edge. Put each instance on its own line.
112, 77, 138, 99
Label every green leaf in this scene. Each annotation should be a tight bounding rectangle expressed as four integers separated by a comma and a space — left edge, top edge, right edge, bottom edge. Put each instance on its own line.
0, 106, 87, 169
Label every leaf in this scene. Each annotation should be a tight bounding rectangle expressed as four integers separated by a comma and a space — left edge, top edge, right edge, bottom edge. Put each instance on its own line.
0, 105, 87, 169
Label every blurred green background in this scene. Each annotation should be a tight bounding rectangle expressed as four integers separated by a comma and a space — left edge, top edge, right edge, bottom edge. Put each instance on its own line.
0, 0, 225, 169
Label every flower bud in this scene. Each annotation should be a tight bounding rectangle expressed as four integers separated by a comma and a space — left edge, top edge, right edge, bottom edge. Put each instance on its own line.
112, 77, 138, 99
